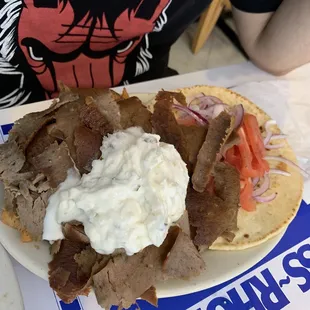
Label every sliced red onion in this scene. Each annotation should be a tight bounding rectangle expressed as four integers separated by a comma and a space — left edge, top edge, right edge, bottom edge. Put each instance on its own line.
264, 120, 277, 145
199, 103, 229, 121
264, 132, 273, 146
206, 95, 223, 105
186, 96, 243, 124
188, 95, 223, 110
199, 99, 215, 110
176, 110, 189, 118
270, 134, 287, 140
269, 168, 291, 177
189, 103, 200, 111
212, 104, 226, 118
264, 156, 309, 178
172, 99, 189, 119
265, 120, 277, 129
186, 94, 238, 123
188, 108, 209, 124
172, 104, 207, 126
253, 174, 270, 197
187, 93, 205, 104
198, 104, 214, 117
198, 95, 223, 109
188, 97, 202, 107
254, 192, 277, 203
265, 133, 287, 149
265, 143, 285, 149
231, 104, 244, 129
252, 177, 260, 187
199, 103, 219, 115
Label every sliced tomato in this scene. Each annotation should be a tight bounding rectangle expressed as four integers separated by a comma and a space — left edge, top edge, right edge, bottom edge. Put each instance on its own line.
243, 113, 269, 173
243, 114, 265, 155
225, 146, 242, 171
240, 178, 256, 212
238, 127, 263, 178
224, 113, 270, 212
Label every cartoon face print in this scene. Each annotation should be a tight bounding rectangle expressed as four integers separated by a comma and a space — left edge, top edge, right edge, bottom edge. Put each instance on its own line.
18, 0, 171, 97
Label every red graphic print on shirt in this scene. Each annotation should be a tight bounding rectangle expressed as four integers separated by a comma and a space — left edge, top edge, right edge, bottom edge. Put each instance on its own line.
17, 0, 171, 97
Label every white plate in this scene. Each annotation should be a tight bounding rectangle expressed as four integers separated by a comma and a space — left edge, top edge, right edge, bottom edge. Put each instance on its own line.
0, 243, 24, 310
0, 93, 282, 298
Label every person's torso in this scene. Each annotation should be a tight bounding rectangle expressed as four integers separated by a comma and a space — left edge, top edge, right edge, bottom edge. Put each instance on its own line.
0, 0, 210, 107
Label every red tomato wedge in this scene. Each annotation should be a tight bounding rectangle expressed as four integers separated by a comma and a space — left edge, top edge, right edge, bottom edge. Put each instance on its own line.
238, 127, 260, 178
237, 127, 264, 178
230, 116, 269, 178
240, 178, 256, 212
225, 146, 242, 171
243, 113, 269, 174
224, 113, 270, 211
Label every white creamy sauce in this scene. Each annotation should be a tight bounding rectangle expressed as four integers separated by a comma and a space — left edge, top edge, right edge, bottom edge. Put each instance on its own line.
43, 127, 189, 255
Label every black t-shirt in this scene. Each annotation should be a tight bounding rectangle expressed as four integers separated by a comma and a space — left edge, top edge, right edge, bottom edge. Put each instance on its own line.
232, 0, 282, 13
0, 0, 282, 108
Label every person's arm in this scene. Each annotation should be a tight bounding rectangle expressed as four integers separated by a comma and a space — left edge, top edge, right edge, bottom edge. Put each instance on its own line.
231, 0, 310, 75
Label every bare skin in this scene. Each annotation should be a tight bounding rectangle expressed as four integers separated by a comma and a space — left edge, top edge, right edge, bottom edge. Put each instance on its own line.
232, 0, 310, 75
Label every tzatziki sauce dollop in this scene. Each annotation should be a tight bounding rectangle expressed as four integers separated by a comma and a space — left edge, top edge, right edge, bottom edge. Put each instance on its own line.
43, 127, 189, 255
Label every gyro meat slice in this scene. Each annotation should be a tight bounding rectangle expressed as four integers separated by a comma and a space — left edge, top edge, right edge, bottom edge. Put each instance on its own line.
152, 92, 189, 164
192, 111, 234, 193
117, 96, 152, 133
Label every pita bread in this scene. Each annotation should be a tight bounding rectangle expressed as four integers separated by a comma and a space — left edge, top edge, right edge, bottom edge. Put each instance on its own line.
169, 85, 303, 250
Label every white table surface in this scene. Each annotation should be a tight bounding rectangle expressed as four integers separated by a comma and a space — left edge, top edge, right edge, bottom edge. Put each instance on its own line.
114, 61, 310, 93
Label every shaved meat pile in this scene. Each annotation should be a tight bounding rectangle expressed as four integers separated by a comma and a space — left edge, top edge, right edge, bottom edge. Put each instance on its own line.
118, 96, 152, 133
0, 87, 242, 309
140, 286, 158, 307
0, 87, 152, 240
32, 142, 75, 188
152, 92, 190, 164
186, 163, 240, 248
93, 227, 204, 309
163, 230, 205, 279
179, 125, 208, 174
191, 111, 234, 192
214, 162, 240, 234
79, 92, 121, 135
152, 92, 241, 251
73, 126, 102, 173
49, 241, 97, 302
